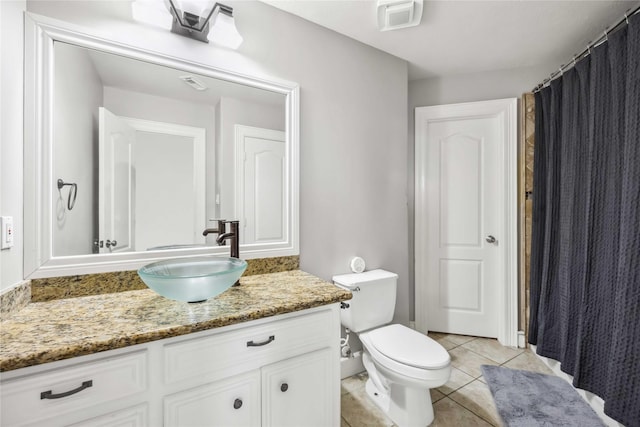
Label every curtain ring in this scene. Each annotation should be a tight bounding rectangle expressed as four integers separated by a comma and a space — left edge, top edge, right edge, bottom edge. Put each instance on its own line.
573, 55, 577, 67
604, 30, 608, 41
624, 12, 629, 25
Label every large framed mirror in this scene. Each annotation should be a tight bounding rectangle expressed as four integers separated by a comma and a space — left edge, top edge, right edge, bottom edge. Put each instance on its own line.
24, 14, 299, 278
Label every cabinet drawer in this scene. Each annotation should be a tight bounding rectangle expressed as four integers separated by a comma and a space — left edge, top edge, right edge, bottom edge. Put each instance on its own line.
164, 308, 335, 385
1, 350, 147, 426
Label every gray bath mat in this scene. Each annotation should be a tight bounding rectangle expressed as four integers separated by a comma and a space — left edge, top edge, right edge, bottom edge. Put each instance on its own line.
481, 365, 605, 427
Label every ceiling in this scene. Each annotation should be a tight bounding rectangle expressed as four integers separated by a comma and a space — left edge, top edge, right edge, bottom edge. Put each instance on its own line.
263, 0, 639, 81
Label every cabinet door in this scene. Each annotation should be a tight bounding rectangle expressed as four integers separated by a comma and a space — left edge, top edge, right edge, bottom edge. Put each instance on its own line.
164, 370, 260, 427
69, 404, 147, 427
262, 348, 332, 427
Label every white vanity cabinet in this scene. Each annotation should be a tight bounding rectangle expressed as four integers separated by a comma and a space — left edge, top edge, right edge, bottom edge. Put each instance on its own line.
0, 304, 341, 427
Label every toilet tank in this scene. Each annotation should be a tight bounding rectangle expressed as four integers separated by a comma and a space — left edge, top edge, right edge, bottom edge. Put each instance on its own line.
333, 269, 398, 333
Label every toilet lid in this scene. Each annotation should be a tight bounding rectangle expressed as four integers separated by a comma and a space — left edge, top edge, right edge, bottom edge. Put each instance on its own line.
367, 324, 450, 370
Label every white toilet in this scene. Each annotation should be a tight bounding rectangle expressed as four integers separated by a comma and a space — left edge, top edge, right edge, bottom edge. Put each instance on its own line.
333, 269, 451, 427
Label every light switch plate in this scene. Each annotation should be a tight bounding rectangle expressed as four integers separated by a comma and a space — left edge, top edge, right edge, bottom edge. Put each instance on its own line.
1, 216, 14, 249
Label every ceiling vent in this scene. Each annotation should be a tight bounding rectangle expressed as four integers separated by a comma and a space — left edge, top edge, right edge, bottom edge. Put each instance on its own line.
376, 0, 423, 31
179, 75, 208, 91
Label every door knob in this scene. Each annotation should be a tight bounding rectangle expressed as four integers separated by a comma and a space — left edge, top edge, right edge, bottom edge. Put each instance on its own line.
486, 235, 496, 244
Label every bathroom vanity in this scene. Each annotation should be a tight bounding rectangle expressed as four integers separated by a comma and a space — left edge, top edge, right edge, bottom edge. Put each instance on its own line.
0, 271, 351, 427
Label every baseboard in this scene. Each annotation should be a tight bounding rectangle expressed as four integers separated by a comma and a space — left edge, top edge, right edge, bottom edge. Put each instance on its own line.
340, 351, 364, 379
530, 345, 624, 427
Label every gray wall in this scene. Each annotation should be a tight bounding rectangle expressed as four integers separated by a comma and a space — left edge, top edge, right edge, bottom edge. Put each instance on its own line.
6, 0, 410, 325
0, 1, 26, 291
53, 42, 103, 256
406, 65, 550, 320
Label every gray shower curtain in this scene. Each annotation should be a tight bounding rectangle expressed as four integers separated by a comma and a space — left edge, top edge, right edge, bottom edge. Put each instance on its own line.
528, 12, 639, 427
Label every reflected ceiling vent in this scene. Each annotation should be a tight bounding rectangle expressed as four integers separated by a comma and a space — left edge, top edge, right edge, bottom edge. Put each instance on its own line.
179, 75, 208, 91
376, 0, 423, 31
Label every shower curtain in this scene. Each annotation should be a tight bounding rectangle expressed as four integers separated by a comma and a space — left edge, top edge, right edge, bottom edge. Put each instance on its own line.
528, 12, 639, 427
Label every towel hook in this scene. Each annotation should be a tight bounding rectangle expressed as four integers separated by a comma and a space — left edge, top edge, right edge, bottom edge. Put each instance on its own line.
57, 179, 78, 211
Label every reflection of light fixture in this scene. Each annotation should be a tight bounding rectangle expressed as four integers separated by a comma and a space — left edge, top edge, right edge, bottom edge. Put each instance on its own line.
131, 0, 243, 49
179, 75, 208, 91
376, 0, 423, 31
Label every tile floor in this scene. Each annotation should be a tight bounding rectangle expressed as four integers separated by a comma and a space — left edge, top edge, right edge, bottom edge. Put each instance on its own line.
340, 332, 554, 427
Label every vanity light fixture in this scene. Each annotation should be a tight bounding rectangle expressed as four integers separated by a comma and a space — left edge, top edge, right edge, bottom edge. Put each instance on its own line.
131, 0, 243, 49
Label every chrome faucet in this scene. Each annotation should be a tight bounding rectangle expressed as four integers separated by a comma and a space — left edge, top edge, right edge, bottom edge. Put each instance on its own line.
216, 220, 240, 259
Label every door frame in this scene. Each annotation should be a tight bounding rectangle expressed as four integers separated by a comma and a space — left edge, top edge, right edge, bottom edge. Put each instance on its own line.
414, 98, 518, 347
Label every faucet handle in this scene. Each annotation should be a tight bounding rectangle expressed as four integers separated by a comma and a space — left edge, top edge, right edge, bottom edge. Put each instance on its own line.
202, 219, 227, 236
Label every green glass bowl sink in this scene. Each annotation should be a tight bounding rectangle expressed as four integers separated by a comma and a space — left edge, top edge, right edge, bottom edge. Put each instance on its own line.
138, 256, 247, 303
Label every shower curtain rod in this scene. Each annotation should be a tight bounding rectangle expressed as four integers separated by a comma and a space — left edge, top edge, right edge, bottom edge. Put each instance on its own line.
532, 4, 640, 93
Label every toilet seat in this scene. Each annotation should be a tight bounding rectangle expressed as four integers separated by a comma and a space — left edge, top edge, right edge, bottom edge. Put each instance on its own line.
366, 324, 450, 369
360, 324, 450, 381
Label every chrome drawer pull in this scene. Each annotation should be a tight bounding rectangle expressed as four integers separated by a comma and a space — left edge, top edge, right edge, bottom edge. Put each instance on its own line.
246, 335, 275, 347
40, 380, 93, 399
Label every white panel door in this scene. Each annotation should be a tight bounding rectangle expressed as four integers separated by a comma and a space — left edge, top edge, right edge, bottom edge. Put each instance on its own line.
235, 125, 286, 245
99, 107, 135, 253
415, 99, 517, 342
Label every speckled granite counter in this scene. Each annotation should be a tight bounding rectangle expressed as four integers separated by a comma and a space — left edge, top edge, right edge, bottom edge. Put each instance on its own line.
0, 270, 351, 372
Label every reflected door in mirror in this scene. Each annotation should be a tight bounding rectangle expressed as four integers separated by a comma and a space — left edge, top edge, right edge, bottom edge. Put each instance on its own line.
99, 107, 135, 253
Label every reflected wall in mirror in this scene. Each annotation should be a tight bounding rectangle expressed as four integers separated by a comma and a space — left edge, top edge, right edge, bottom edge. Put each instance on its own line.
24, 14, 299, 278
53, 42, 286, 256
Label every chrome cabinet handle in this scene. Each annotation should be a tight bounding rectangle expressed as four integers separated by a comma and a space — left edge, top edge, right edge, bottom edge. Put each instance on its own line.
233, 398, 243, 409
280, 383, 289, 392
246, 335, 275, 347
105, 239, 117, 248
40, 380, 93, 399
486, 235, 496, 244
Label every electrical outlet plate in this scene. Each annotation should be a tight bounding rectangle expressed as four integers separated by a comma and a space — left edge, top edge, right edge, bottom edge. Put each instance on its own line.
1, 216, 14, 249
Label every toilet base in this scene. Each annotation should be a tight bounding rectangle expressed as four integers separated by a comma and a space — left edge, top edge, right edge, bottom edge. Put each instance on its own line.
365, 377, 435, 427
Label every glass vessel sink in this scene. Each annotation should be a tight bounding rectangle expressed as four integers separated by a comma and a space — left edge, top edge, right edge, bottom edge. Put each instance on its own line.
138, 256, 247, 302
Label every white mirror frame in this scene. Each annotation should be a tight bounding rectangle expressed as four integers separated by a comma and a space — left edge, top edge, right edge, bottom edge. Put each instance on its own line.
24, 13, 299, 278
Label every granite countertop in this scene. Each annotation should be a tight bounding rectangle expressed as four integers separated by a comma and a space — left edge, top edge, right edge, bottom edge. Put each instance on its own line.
0, 270, 351, 373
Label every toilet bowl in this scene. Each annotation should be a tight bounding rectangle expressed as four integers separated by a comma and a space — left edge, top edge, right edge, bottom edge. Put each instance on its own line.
333, 270, 451, 427
360, 324, 451, 426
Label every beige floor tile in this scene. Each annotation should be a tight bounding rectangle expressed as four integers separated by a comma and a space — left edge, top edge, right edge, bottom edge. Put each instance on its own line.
438, 334, 477, 346
428, 332, 448, 340
449, 347, 499, 378
502, 349, 554, 375
449, 380, 502, 426
341, 386, 394, 427
462, 337, 523, 364
430, 388, 446, 403
436, 337, 458, 351
436, 366, 475, 395
341, 372, 368, 394
430, 397, 494, 427
341, 416, 351, 427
